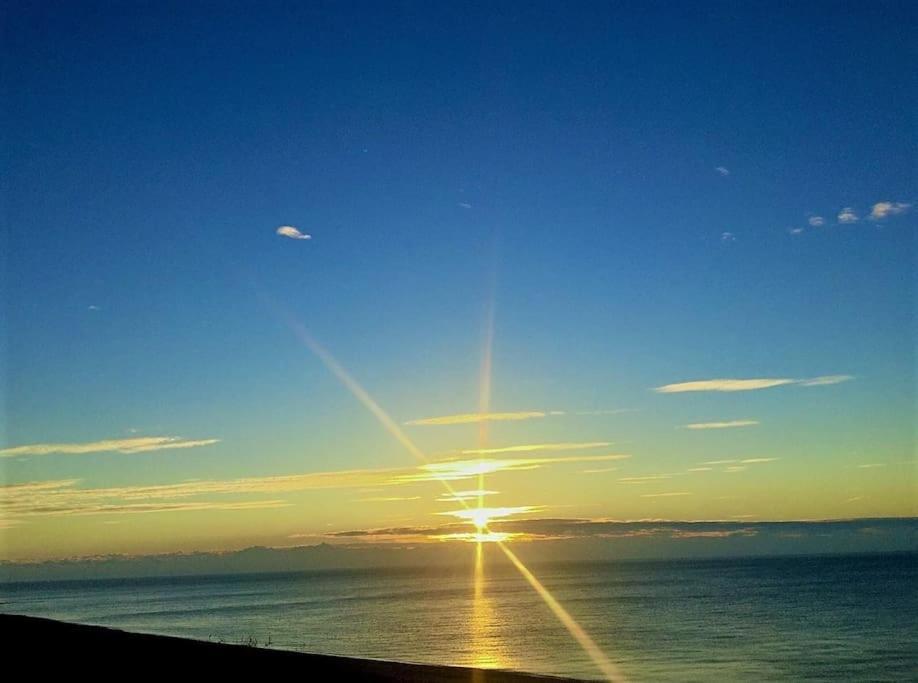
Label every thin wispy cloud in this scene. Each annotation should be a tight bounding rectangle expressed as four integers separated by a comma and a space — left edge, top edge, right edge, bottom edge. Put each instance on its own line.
397, 453, 631, 483
640, 492, 691, 498
715, 166, 730, 176
654, 375, 852, 393
857, 463, 886, 469
808, 216, 825, 227
276, 225, 312, 240
405, 411, 546, 426
458, 202, 472, 209
356, 496, 422, 503
581, 467, 619, 474
789, 227, 805, 235
618, 475, 673, 484
574, 409, 634, 416
435, 490, 498, 502
0, 436, 220, 458
405, 409, 631, 426
461, 441, 612, 455
869, 201, 911, 221
837, 207, 858, 224
721, 232, 736, 242
684, 420, 759, 430
796, 375, 854, 386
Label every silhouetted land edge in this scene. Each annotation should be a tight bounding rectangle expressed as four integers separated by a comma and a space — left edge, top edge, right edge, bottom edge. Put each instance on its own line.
2, 613, 583, 681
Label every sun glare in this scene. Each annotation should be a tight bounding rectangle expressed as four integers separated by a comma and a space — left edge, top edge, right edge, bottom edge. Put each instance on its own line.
440, 506, 537, 530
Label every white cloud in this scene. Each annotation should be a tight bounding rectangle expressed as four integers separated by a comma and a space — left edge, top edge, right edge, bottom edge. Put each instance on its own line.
276, 225, 312, 240
808, 216, 825, 227
461, 441, 612, 455
655, 379, 795, 393
654, 375, 853, 393
715, 166, 730, 176
721, 232, 736, 242
796, 375, 853, 386
0, 437, 220, 458
87, 305, 101, 311
789, 227, 804, 235
458, 202, 472, 209
837, 208, 858, 224
869, 202, 911, 221
684, 420, 759, 430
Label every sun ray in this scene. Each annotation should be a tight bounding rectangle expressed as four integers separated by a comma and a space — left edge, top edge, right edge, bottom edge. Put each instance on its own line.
262, 290, 625, 682
498, 542, 627, 682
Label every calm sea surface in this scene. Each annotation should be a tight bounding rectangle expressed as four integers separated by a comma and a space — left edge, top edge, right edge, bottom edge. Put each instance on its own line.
1, 552, 915, 681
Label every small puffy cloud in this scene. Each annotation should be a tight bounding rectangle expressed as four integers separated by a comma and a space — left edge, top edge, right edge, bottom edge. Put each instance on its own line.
789, 227, 804, 235
458, 202, 472, 209
869, 202, 911, 221
715, 166, 730, 176
276, 225, 312, 240
0, 436, 220, 458
684, 420, 759, 430
721, 232, 736, 242
87, 305, 101, 311
837, 208, 858, 224
808, 216, 825, 227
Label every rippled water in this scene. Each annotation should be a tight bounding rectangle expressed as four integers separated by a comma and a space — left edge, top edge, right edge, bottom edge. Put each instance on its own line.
2, 551, 915, 681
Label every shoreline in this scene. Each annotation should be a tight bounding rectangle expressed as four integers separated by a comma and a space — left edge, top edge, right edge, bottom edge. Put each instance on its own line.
2, 613, 583, 681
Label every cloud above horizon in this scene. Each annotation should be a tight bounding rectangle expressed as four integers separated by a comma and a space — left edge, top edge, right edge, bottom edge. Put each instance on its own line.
460, 441, 612, 455
808, 216, 825, 227
276, 225, 312, 240
837, 207, 858, 224
325, 517, 918, 545
684, 420, 759, 430
0, 436, 220, 458
869, 202, 911, 221
405, 411, 547, 426
654, 375, 852, 393
715, 166, 730, 176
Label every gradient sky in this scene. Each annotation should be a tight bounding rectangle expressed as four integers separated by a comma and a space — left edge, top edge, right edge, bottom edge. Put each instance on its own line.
2, 1, 916, 562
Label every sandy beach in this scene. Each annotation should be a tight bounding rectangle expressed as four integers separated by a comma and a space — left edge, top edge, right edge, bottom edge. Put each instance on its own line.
1, 613, 581, 681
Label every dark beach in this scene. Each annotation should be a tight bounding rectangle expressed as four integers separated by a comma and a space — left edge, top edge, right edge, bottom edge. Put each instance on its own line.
2, 613, 581, 681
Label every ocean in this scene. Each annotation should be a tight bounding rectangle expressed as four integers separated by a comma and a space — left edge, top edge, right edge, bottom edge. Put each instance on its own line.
1, 551, 915, 681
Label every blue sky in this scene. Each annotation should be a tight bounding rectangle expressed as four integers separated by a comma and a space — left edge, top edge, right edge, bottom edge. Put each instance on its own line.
2, 1, 915, 560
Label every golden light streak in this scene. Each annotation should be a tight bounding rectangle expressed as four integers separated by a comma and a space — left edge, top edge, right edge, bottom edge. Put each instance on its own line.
498, 542, 627, 683
266, 290, 623, 683
289, 324, 429, 464
470, 542, 507, 675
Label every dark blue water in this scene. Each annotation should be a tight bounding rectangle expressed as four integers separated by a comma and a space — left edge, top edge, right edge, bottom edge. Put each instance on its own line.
2, 552, 915, 681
